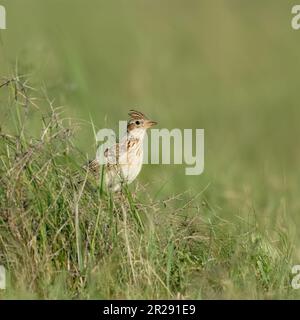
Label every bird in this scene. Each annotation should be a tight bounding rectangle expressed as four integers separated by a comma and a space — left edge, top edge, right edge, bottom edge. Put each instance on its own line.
86, 110, 157, 192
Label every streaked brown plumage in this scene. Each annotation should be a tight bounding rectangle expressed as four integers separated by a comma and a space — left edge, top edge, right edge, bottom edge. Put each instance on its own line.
85, 110, 157, 192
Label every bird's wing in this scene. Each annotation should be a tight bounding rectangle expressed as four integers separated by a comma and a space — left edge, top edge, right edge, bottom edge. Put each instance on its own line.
105, 139, 129, 165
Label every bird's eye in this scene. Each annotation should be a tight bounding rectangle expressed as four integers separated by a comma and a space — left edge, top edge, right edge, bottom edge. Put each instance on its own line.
135, 120, 140, 125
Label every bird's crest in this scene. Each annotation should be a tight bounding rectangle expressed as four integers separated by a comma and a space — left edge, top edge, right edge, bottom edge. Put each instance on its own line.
128, 110, 147, 120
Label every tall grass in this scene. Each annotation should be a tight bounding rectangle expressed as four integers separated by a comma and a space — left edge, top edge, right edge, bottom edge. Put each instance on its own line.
0, 76, 296, 299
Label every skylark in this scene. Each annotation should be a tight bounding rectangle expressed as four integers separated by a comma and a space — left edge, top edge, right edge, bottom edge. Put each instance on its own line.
86, 110, 157, 192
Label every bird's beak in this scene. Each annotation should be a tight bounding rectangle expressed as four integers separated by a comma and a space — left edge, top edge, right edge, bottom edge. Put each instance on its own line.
144, 120, 157, 128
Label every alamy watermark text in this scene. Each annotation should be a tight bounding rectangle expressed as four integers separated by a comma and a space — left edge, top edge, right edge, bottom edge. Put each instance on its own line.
0, 5, 6, 29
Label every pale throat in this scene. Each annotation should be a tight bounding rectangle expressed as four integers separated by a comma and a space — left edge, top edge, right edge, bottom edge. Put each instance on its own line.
127, 127, 147, 141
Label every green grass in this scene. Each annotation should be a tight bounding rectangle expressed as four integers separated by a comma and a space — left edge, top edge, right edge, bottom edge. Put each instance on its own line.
0, 0, 300, 299
0, 76, 297, 299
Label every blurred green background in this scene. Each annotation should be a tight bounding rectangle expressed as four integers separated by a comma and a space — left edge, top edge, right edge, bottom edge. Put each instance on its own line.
0, 0, 300, 254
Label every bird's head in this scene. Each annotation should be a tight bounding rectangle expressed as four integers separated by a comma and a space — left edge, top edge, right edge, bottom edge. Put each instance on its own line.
127, 110, 157, 138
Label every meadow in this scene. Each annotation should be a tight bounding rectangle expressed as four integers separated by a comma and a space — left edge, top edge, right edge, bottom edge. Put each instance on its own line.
0, 0, 300, 299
